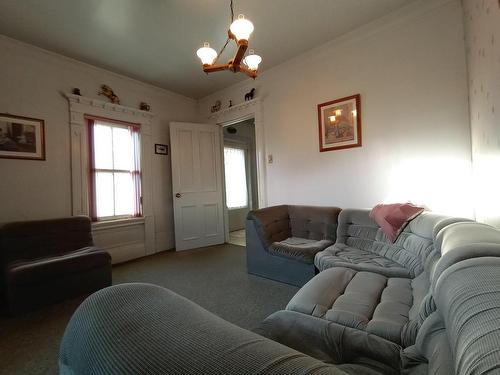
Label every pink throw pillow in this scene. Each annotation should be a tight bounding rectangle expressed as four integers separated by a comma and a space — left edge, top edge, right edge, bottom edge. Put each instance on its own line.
369, 203, 425, 243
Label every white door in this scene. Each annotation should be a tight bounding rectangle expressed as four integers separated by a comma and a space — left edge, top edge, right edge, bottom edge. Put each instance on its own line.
170, 122, 225, 251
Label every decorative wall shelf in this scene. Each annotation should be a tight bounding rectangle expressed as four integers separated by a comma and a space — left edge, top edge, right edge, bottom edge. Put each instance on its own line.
208, 98, 259, 121
65, 93, 155, 119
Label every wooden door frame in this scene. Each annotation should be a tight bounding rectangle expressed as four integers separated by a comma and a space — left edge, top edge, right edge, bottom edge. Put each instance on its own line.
207, 99, 267, 243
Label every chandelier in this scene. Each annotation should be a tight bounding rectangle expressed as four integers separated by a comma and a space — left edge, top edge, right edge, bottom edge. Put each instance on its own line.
196, 1, 262, 78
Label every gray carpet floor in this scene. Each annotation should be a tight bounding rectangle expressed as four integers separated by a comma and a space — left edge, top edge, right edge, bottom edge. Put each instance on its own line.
0, 244, 299, 375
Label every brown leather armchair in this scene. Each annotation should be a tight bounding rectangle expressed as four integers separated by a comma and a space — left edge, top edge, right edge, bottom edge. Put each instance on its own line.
0, 216, 112, 315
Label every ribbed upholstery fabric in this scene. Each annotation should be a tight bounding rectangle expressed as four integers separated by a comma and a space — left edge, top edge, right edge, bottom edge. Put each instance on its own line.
246, 205, 341, 286
288, 206, 341, 241
286, 267, 413, 344
315, 244, 412, 278
0, 216, 111, 315
60, 257, 500, 374
288, 221, 500, 349
257, 310, 401, 370
315, 210, 459, 277
247, 205, 291, 247
401, 257, 500, 374
269, 238, 334, 264
7, 247, 108, 285
0, 216, 94, 263
59, 283, 348, 375
434, 258, 500, 374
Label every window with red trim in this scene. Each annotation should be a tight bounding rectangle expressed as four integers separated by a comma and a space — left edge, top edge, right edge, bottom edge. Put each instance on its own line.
87, 117, 142, 221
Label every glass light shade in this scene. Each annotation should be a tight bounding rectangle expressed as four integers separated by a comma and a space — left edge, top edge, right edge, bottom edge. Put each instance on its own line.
243, 49, 262, 70
230, 14, 254, 41
196, 42, 217, 65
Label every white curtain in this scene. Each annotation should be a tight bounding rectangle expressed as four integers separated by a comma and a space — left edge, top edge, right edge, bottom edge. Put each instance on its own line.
224, 147, 248, 209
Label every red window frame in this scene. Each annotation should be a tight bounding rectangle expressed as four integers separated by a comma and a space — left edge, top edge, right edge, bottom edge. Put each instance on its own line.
86, 115, 142, 221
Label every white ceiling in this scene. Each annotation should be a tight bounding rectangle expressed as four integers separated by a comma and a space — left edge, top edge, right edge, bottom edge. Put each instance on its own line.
0, 0, 416, 99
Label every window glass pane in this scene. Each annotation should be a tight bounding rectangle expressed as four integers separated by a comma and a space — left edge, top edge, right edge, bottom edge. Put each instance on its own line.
93, 124, 113, 169
112, 127, 134, 171
224, 147, 248, 209
114, 172, 134, 216
95, 172, 114, 217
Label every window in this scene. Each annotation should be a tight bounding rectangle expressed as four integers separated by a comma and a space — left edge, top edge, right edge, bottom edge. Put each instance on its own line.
224, 146, 248, 209
87, 117, 142, 221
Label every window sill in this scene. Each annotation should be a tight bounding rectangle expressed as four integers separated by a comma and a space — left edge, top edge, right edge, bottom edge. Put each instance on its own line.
228, 207, 248, 211
92, 217, 145, 231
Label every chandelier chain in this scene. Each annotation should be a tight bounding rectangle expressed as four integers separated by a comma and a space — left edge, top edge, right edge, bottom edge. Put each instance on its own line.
215, 0, 235, 63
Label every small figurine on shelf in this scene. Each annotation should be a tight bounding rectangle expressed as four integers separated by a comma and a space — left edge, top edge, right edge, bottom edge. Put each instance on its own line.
72, 88, 82, 96
98, 85, 120, 104
140, 102, 151, 111
211, 100, 222, 113
244, 88, 255, 101
229, 100, 233, 108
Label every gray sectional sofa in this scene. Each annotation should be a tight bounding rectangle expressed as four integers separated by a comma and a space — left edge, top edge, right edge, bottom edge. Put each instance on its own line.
58, 206, 500, 374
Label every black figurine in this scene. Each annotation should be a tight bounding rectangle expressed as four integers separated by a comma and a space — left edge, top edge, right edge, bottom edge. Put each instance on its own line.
244, 88, 255, 101
229, 100, 233, 107
140, 102, 151, 111
72, 88, 81, 96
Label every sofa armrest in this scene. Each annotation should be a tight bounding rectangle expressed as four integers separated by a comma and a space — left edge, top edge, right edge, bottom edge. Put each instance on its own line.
247, 205, 291, 247
256, 310, 401, 370
59, 283, 345, 375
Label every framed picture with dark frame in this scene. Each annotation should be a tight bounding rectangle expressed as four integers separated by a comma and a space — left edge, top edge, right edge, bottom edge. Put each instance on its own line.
155, 143, 168, 155
317, 94, 362, 152
0, 113, 46, 160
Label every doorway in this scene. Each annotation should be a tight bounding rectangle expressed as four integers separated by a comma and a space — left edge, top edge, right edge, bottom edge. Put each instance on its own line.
223, 118, 258, 247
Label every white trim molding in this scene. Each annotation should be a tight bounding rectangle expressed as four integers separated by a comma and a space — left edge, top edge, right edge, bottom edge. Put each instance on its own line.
207, 98, 267, 208
66, 93, 156, 262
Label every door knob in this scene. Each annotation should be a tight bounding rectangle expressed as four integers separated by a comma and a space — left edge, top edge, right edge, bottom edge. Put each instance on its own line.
175, 193, 182, 198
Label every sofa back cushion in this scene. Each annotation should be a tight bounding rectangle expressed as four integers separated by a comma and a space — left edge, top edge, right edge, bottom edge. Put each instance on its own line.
0, 216, 93, 264
288, 205, 341, 241
246, 205, 291, 247
336, 209, 453, 277
431, 222, 500, 290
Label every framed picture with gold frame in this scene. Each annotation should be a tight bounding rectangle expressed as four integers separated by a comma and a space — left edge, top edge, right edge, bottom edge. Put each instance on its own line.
0, 113, 46, 160
317, 94, 361, 152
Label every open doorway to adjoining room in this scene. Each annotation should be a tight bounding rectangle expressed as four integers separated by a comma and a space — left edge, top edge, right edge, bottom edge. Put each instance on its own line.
223, 118, 258, 247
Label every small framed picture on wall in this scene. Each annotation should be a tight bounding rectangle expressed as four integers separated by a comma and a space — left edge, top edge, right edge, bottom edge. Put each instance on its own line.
317, 94, 362, 152
155, 143, 168, 155
0, 113, 46, 160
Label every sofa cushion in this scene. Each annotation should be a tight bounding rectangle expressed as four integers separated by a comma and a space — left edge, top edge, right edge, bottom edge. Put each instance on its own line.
369, 203, 424, 242
286, 267, 413, 345
315, 244, 412, 278
315, 209, 457, 278
269, 237, 334, 264
246, 205, 291, 247
288, 205, 341, 241
7, 247, 111, 285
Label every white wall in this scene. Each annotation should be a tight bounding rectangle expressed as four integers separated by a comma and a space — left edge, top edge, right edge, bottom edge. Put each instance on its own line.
0, 36, 198, 252
463, 0, 500, 227
199, 0, 474, 218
